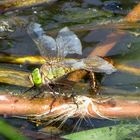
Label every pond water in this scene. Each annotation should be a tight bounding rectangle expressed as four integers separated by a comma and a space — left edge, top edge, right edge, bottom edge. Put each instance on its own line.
0, 0, 140, 139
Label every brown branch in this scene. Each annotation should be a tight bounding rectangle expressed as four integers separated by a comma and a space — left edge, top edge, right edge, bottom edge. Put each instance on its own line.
0, 93, 140, 120
88, 99, 140, 119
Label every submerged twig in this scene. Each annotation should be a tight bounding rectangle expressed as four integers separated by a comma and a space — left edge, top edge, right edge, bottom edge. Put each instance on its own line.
0, 55, 46, 65
0, 67, 33, 87
0, 0, 57, 13
115, 63, 140, 75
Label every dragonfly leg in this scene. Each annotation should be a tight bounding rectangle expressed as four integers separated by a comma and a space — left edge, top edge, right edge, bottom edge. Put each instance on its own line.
40, 68, 57, 96
71, 93, 78, 109
22, 86, 36, 94
44, 83, 57, 96
46, 84, 57, 113
69, 88, 78, 109
22, 86, 40, 99
22, 86, 45, 99
40, 83, 58, 112
49, 95, 56, 113
51, 82, 79, 109
88, 71, 98, 94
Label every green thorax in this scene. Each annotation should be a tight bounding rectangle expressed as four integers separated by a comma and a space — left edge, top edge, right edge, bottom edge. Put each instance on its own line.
40, 62, 75, 81
31, 68, 43, 86
31, 63, 75, 86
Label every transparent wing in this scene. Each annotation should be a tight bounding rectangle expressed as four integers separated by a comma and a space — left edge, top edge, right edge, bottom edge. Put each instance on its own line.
27, 23, 116, 74
82, 56, 117, 74
27, 22, 57, 57
61, 56, 116, 74
56, 27, 82, 57
27, 23, 82, 58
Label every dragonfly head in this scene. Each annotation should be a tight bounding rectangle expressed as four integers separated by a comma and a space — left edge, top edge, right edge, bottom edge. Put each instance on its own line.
31, 68, 43, 86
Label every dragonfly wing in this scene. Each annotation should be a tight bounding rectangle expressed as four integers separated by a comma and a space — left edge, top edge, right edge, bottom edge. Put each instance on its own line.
82, 56, 117, 74
56, 27, 82, 57
38, 35, 57, 57
60, 56, 116, 74
27, 22, 57, 57
27, 23, 116, 74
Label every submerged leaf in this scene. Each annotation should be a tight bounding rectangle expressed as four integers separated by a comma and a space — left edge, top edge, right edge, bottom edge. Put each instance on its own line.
63, 124, 140, 140
0, 119, 29, 140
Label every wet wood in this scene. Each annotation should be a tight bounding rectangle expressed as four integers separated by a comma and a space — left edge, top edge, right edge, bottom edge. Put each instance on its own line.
0, 55, 46, 65
115, 63, 140, 75
88, 98, 140, 119
0, 0, 57, 13
0, 67, 33, 87
0, 93, 140, 120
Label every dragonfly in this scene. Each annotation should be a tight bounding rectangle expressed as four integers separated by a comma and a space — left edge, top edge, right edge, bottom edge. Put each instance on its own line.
27, 22, 116, 97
